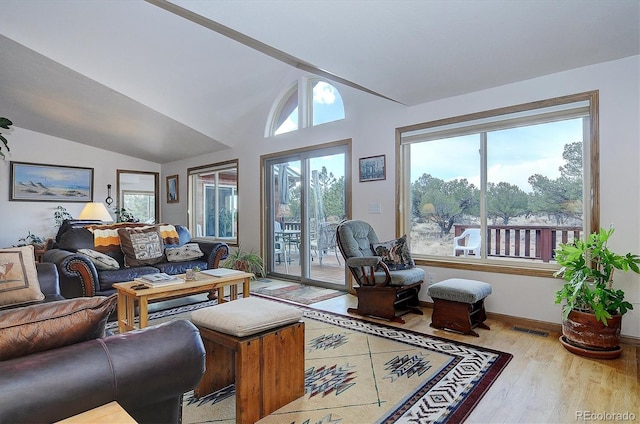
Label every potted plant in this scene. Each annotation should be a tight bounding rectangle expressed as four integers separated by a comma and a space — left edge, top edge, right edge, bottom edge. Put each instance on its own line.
54, 206, 73, 227
554, 227, 640, 359
16, 231, 46, 250
221, 247, 266, 279
0, 117, 13, 160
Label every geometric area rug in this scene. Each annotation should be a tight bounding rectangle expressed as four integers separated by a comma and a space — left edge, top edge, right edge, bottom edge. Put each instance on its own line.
162, 299, 512, 424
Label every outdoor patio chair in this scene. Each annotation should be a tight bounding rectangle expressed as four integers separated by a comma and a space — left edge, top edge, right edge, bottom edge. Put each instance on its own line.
453, 228, 481, 257
336, 220, 424, 323
274, 221, 289, 272
310, 221, 341, 265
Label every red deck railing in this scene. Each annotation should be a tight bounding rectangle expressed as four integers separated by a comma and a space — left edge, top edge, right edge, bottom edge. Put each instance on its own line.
454, 225, 582, 263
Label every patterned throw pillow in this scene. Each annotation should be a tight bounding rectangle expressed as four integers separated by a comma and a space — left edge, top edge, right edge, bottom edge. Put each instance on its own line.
118, 227, 165, 267
371, 235, 414, 271
165, 243, 204, 262
77, 249, 120, 270
0, 245, 45, 308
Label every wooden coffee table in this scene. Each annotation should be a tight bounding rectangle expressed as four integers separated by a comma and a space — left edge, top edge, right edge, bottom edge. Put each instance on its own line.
113, 271, 253, 333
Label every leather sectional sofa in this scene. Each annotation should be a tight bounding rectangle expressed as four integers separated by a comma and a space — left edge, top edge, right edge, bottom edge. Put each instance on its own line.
44, 220, 229, 298
0, 261, 206, 424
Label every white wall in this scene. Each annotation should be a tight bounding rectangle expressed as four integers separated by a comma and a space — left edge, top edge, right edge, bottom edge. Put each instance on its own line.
0, 128, 160, 246
162, 55, 640, 337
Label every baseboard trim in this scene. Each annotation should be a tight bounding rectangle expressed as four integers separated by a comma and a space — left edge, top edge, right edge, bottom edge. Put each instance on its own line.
420, 301, 640, 347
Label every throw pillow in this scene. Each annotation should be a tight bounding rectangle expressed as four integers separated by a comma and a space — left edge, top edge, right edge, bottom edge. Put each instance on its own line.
118, 226, 166, 267
77, 248, 120, 271
0, 294, 117, 361
371, 235, 414, 271
0, 245, 45, 308
165, 243, 204, 262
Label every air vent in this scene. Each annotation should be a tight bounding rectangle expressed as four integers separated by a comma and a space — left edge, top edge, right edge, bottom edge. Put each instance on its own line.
511, 326, 548, 337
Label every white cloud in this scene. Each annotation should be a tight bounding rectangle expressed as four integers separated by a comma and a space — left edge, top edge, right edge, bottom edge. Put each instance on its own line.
313, 82, 336, 105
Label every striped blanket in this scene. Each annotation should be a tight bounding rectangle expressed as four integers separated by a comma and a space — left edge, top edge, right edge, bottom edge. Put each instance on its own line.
86, 223, 180, 254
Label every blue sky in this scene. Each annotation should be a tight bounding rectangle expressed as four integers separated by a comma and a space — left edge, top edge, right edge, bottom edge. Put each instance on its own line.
410, 118, 583, 192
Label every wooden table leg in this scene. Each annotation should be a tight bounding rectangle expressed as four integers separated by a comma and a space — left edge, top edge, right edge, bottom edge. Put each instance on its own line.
230, 284, 238, 300
217, 287, 225, 303
138, 296, 149, 329
242, 277, 250, 298
125, 296, 136, 332
117, 292, 127, 334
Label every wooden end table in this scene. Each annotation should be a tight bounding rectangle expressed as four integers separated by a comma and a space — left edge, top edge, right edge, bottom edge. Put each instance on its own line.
113, 271, 253, 333
55, 401, 136, 423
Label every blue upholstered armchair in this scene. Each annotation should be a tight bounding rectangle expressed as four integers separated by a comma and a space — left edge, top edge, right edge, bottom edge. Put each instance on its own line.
336, 220, 424, 323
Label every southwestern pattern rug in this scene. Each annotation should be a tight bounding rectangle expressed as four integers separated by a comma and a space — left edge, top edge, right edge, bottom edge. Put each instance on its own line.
114, 298, 512, 423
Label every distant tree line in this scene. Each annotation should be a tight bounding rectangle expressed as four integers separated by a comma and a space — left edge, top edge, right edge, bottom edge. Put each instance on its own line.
412, 142, 583, 235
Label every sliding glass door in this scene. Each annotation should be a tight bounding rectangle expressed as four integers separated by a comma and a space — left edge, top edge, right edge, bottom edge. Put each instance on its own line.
265, 143, 349, 288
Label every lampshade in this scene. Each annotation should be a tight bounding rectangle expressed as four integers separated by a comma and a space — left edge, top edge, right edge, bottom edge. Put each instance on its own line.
78, 202, 113, 222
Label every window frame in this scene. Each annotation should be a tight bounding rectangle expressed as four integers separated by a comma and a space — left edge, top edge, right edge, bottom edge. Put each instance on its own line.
122, 189, 155, 223
267, 77, 345, 137
187, 159, 239, 245
396, 91, 599, 278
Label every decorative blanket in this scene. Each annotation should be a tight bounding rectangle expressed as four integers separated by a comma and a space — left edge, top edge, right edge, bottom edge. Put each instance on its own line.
86, 223, 180, 254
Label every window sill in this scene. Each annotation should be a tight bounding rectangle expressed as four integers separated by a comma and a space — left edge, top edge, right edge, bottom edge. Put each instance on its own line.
413, 257, 558, 278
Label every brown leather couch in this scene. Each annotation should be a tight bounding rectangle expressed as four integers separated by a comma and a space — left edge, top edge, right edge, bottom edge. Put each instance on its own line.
0, 319, 205, 423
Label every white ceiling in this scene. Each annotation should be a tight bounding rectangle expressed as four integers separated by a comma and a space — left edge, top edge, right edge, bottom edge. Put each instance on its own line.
1, 0, 638, 163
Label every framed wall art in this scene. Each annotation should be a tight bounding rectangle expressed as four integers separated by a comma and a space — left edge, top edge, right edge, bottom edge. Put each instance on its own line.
359, 154, 386, 182
10, 161, 94, 202
166, 174, 179, 203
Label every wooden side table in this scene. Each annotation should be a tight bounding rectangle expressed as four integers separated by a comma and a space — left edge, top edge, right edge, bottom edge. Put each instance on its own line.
55, 401, 137, 423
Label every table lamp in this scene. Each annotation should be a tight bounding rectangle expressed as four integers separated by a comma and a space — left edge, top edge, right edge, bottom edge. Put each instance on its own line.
78, 202, 113, 222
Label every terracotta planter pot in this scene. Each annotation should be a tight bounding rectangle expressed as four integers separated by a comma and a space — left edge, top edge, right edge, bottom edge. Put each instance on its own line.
562, 309, 622, 351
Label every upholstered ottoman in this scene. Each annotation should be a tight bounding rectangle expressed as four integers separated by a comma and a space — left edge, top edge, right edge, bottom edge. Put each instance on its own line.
427, 278, 492, 337
191, 297, 305, 424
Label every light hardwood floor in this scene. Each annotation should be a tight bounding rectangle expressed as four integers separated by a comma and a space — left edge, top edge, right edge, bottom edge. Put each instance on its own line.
310, 293, 640, 424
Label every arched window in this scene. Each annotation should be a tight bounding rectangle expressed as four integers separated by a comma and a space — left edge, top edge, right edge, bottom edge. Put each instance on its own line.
310, 80, 345, 126
268, 78, 344, 136
273, 83, 299, 135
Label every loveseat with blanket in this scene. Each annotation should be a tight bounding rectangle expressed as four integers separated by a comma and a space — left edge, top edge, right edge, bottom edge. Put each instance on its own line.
43, 221, 229, 298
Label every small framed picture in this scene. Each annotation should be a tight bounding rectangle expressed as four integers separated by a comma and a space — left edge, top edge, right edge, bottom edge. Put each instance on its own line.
166, 174, 179, 203
359, 155, 386, 182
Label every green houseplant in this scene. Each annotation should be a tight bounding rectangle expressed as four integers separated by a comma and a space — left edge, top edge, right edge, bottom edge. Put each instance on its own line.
16, 231, 46, 249
0, 117, 14, 159
221, 247, 265, 279
54, 206, 73, 227
554, 227, 640, 358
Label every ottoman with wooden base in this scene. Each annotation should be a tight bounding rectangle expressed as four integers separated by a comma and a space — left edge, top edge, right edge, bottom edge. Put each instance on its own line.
191, 297, 305, 424
427, 278, 492, 337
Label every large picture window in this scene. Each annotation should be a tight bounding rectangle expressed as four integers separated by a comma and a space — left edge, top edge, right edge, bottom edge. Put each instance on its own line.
398, 92, 598, 275
188, 160, 238, 243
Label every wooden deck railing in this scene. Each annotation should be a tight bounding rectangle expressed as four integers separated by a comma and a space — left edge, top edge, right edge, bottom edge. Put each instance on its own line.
454, 225, 582, 263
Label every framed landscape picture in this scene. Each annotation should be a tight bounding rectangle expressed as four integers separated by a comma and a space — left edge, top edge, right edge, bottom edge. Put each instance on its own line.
359, 155, 386, 182
166, 174, 179, 203
10, 161, 93, 202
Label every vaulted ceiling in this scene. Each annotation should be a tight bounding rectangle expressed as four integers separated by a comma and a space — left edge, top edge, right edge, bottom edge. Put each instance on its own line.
1, 0, 638, 163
